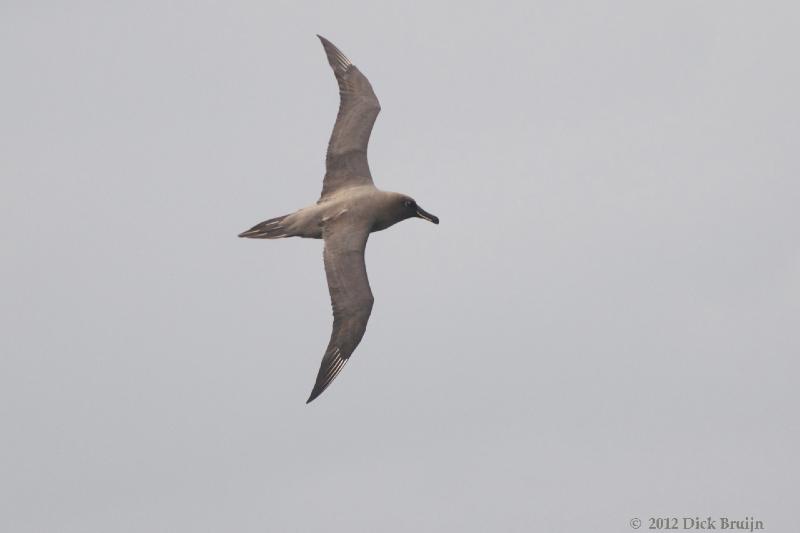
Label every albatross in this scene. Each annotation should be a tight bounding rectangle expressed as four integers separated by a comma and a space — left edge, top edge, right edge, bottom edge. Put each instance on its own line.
239, 36, 439, 403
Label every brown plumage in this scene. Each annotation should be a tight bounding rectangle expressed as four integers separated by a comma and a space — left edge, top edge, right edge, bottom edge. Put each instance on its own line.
239, 36, 439, 403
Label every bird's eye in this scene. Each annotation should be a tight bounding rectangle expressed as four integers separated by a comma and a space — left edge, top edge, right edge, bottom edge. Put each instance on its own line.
404, 200, 414, 208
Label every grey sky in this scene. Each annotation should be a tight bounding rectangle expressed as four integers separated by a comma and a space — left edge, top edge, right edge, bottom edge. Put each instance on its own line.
1, 1, 798, 532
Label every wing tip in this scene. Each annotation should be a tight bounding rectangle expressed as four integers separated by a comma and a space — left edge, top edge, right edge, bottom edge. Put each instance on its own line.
316, 34, 352, 72
306, 389, 321, 404
305, 368, 331, 404
306, 379, 331, 404
305, 349, 350, 404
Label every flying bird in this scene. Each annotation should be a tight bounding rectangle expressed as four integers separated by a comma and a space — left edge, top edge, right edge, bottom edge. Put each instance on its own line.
239, 36, 439, 403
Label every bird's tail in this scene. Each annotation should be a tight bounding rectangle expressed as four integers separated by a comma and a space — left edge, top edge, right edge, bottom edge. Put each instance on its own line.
238, 214, 292, 239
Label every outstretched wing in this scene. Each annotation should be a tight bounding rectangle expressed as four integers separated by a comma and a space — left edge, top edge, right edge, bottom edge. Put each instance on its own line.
317, 35, 381, 200
307, 219, 374, 403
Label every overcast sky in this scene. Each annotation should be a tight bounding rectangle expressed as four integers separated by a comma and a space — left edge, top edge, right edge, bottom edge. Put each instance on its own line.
2, 1, 798, 532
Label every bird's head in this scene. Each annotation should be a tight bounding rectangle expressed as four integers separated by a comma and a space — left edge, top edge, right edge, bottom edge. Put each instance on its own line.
397, 195, 439, 225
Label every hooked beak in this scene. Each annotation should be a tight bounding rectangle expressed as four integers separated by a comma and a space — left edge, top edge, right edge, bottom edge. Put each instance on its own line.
416, 206, 439, 224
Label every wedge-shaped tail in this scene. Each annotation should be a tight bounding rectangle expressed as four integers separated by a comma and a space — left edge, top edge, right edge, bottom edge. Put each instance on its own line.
238, 214, 291, 239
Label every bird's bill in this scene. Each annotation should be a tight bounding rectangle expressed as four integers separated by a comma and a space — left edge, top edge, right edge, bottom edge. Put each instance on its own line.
415, 206, 439, 224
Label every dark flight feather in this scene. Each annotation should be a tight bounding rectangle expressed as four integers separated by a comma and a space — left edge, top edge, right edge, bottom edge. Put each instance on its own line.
317, 35, 381, 200
307, 219, 373, 403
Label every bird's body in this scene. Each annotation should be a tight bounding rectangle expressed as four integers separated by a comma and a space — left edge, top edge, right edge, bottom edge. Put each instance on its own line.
241, 187, 432, 240
239, 36, 438, 403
